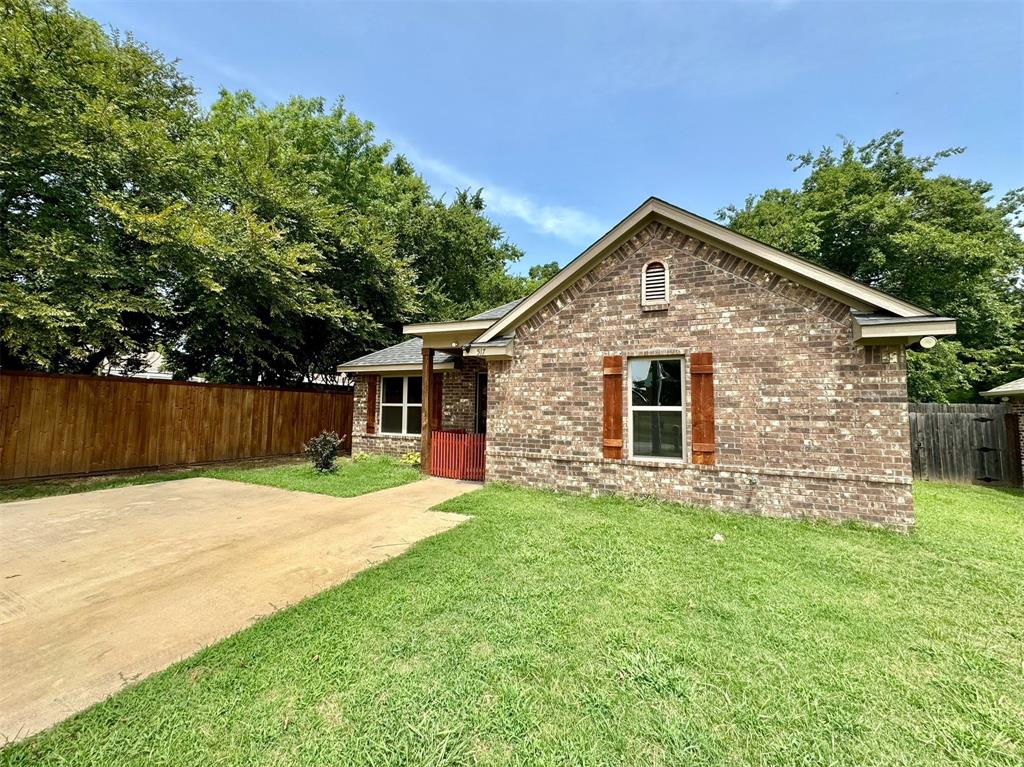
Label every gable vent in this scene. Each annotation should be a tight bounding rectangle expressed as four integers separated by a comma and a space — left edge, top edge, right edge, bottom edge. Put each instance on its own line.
643, 261, 668, 304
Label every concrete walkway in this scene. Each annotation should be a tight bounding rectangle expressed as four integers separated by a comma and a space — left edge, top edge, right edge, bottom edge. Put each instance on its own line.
0, 476, 475, 741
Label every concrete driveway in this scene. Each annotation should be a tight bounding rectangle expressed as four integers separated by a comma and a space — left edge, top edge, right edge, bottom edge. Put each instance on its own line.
0, 476, 474, 741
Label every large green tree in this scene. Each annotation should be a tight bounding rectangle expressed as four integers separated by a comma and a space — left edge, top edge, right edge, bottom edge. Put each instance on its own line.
395, 187, 525, 322
0, 0, 199, 372
718, 131, 1024, 402
1, 0, 531, 383
119, 91, 422, 385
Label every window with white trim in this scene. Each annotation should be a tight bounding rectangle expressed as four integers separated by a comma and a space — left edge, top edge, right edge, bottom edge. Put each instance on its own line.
380, 376, 422, 435
629, 357, 684, 458
642, 261, 668, 304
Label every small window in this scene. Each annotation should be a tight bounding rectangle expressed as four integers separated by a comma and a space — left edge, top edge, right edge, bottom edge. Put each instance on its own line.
642, 261, 668, 304
629, 358, 685, 459
380, 376, 422, 436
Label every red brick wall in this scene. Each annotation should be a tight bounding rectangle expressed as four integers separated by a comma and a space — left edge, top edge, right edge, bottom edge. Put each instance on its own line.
485, 221, 915, 529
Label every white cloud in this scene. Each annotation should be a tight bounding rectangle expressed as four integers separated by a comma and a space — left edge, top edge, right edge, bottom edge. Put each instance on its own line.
398, 143, 605, 246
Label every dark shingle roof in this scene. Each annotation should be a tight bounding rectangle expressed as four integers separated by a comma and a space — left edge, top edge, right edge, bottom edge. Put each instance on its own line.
465, 299, 524, 321
340, 337, 457, 369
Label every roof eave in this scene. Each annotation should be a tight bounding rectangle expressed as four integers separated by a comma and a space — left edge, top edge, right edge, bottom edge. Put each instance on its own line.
465, 338, 514, 360
851, 315, 957, 346
336, 361, 457, 374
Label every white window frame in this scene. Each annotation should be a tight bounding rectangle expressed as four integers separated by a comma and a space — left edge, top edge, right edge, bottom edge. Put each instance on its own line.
379, 375, 422, 436
627, 356, 687, 461
641, 260, 669, 305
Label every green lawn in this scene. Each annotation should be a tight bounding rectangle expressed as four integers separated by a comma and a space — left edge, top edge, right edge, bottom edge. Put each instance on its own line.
0, 455, 421, 504
3, 482, 1023, 766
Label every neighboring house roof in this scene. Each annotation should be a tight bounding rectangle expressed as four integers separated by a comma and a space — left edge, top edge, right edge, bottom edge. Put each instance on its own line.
102, 351, 205, 382
981, 377, 1024, 398
477, 197, 940, 344
338, 337, 459, 373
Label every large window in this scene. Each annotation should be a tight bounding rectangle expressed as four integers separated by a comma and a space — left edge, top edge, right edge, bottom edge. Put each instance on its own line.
629, 358, 684, 459
380, 376, 422, 435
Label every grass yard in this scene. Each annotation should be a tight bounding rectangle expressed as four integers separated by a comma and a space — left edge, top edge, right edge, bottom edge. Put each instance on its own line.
0, 455, 421, 504
2, 482, 1022, 766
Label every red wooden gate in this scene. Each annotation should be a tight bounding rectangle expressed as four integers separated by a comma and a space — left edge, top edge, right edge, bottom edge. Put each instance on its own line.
430, 431, 486, 481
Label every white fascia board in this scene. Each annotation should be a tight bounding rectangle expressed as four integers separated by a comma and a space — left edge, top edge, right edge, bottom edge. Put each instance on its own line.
852, 317, 957, 344
336, 362, 456, 374
403, 320, 493, 335
465, 340, 514, 359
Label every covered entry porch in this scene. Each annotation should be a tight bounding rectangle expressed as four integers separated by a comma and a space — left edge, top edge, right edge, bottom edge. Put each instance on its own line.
417, 339, 488, 482
341, 338, 489, 482
341, 300, 520, 482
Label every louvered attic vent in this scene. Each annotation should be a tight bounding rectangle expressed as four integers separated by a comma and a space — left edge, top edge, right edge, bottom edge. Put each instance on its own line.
642, 261, 668, 304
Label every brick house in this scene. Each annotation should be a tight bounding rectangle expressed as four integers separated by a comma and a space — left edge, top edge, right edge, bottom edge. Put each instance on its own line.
340, 198, 956, 528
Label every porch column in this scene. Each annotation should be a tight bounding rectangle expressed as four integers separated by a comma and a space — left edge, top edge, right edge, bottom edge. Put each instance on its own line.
421, 347, 433, 473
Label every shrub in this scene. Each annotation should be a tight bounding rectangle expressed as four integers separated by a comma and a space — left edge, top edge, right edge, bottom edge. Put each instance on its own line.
400, 451, 421, 468
304, 431, 343, 473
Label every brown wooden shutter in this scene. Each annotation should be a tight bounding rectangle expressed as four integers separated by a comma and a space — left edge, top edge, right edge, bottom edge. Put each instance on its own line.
366, 375, 378, 434
690, 352, 716, 464
429, 372, 444, 431
603, 355, 625, 459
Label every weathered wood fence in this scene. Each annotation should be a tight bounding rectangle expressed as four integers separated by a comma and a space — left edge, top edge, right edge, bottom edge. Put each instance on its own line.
0, 371, 353, 482
909, 402, 1022, 486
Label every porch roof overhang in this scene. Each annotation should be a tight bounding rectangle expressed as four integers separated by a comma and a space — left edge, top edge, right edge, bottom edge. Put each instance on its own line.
402, 320, 494, 350
851, 313, 957, 346
336, 361, 456, 374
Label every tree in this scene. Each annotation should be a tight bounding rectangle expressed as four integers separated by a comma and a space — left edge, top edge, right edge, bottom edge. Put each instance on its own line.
1, 0, 531, 384
120, 91, 421, 384
395, 187, 526, 322
718, 131, 1024, 402
0, 0, 200, 372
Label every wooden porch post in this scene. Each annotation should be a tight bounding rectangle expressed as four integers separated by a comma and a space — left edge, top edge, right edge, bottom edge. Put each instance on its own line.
421, 347, 433, 473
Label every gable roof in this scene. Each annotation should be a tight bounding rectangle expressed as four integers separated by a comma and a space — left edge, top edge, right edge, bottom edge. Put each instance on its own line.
466, 298, 524, 321
477, 197, 934, 344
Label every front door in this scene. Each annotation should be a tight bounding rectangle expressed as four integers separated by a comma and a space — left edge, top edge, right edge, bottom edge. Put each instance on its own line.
475, 373, 488, 434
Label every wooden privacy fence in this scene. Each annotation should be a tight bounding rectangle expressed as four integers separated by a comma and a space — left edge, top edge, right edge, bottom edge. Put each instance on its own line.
429, 431, 486, 481
0, 371, 353, 482
909, 402, 1022, 486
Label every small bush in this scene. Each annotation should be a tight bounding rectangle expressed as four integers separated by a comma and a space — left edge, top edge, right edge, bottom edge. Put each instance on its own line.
304, 431, 343, 473
400, 451, 421, 468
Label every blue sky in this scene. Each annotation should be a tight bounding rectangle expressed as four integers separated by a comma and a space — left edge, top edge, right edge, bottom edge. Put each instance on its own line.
76, 0, 1023, 274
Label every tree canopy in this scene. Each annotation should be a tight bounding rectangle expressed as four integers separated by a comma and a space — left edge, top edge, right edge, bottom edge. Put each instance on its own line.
1, 0, 535, 384
719, 132, 1024, 402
